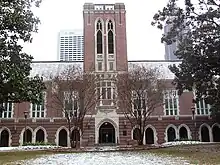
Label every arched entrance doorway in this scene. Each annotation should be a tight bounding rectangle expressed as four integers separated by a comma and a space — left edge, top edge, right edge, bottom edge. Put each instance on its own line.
99, 122, 115, 144
201, 125, 210, 142
212, 125, 220, 142
167, 127, 176, 142
145, 128, 154, 144
179, 127, 188, 139
23, 129, 32, 144
36, 129, 45, 143
0, 130, 9, 147
59, 129, 67, 147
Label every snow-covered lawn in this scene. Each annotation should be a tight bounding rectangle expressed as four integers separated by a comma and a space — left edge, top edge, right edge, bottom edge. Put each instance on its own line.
0, 145, 61, 152
0, 141, 210, 153
161, 141, 210, 147
18, 152, 191, 165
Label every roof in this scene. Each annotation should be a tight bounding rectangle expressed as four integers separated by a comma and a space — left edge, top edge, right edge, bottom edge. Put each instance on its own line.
30, 60, 181, 80
30, 61, 83, 79
128, 60, 181, 79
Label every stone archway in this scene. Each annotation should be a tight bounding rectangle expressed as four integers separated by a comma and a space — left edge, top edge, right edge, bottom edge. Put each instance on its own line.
212, 125, 220, 142
58, 129, 68, 147
23, 129, 32, 144
201, 125, 210, 142
179, 127, 188, 139
145, 127, 154, 144
99, 122, 115, 144
36, 129, 45, 143
0, 130, 9, 147
167, 127, 176, 142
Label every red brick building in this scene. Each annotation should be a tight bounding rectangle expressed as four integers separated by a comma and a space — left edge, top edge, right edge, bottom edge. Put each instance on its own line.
0, 3, 220, 147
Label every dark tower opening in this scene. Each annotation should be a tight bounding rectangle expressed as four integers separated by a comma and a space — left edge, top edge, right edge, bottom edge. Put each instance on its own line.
145, 128, 154, 144
201, 126, 210, 142
0, 130, 9, 147
59, 129, 67, 147
36, 129, 45, 143
167, 127, 176, 142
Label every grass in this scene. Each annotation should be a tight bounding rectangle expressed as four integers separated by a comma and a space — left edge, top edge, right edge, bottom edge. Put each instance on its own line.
0, 150, 53, 165
150, 144, 220, 165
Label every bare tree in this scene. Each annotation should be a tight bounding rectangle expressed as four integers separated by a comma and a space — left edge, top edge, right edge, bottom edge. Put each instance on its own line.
117, 64, 166, 145
47, 65, 100, 148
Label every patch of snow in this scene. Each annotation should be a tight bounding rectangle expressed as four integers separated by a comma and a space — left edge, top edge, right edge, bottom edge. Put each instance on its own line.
0, 145, 60, 152
18, 152, 191, 165
161, 141, 205, 147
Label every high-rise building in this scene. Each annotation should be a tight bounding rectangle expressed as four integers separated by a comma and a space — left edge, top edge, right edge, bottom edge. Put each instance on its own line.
58, 30, 84, 61
164, 24, 179, 60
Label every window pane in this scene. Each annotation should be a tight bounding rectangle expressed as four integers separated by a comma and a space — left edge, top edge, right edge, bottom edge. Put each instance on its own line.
108, 31, 114, 54
98, 62, 102, 71
97, 31, 103, 54
107, 88, 111, 99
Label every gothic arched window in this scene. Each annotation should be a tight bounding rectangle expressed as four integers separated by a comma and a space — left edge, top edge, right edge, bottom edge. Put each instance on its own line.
96, 19, 103, 54
107, 20, 114, 54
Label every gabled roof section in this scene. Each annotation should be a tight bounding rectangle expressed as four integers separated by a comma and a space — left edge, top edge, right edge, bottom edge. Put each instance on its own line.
128, 60, 181, 79
30, 61, 83, 79
30, 60, 181, 80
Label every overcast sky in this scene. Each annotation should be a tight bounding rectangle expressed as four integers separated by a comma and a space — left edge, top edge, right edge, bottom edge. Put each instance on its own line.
23, 0, 169, 61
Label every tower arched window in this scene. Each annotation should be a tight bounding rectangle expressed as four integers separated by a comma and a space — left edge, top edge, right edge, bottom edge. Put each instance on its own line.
96, 19, 103, 54
107, 20, 114, 54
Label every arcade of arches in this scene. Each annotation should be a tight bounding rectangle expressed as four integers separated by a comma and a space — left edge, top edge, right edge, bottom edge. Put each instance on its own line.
132, 127, 155, 144
1, 123, 220, 147
58, 128, 80, 147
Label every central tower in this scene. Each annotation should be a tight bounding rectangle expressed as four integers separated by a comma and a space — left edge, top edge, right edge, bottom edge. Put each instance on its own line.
83, 3, 128, 145
83, 3, 128, 72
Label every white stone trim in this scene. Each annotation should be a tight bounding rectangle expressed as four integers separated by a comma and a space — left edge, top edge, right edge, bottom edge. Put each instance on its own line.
177, 124, 192, 140
144, 125, 158, 145
0, 127, 12, 147
199, 123, 212, 142
19, 126, 34, 145
33, 126, 48, 143
96, 118, 118, 144
164, 124, 178, 142
55, 126, 70, 147
212, 123, 220, 129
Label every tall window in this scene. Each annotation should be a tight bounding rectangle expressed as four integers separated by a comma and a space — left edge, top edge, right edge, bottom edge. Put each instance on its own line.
31, 93, 46, 118
196, 98, 210, 115
96, 19, 103, 54
132, 91, 146, 116
164, 90, 179, 116
63, 91, 79, 117
0, 102, 13, 118
97, 81, 115, 100
107, 20, 114, 54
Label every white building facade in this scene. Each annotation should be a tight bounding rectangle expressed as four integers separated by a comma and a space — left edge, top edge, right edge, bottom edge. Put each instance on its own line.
57, 30, 84, 61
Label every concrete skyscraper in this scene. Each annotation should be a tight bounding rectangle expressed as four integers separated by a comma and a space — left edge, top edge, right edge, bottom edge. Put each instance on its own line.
164, 24, 178, 60
57, 30, 84, 61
